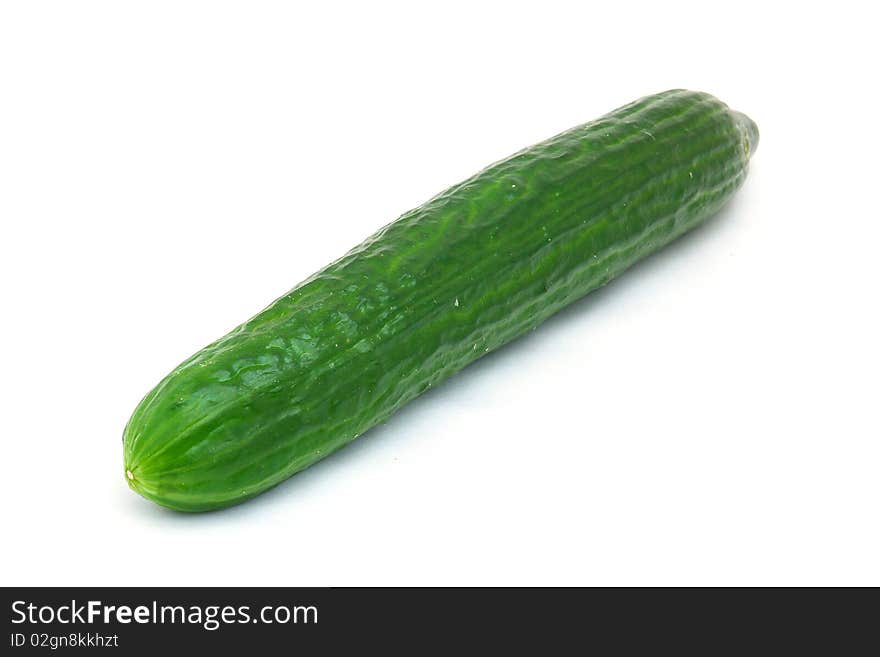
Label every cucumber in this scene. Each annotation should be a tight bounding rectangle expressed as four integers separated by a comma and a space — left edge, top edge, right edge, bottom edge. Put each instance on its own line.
124, 89, 758, 511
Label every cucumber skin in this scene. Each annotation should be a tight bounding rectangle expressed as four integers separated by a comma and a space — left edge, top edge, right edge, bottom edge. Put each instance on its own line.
124, 89, 758, 511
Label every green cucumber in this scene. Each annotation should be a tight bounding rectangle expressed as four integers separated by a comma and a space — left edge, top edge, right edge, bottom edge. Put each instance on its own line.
124, 89, 758, 511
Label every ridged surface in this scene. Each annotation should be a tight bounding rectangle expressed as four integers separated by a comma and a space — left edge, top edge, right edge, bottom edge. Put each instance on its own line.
124, 89, 758, 511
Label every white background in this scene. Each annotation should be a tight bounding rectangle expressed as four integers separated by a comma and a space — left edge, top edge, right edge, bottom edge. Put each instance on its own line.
2, 1, 878, 586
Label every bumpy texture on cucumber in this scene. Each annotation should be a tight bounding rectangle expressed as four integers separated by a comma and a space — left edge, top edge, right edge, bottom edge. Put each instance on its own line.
124, 89, 758, 511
